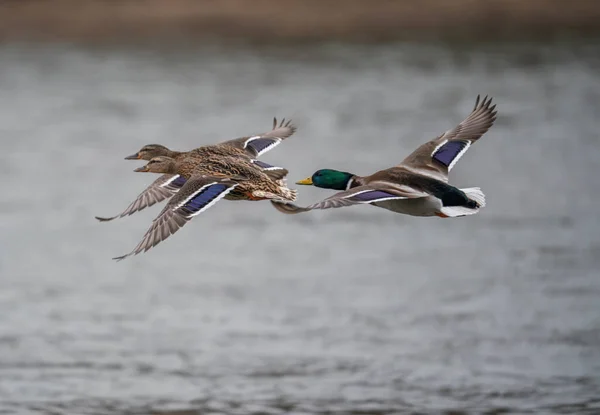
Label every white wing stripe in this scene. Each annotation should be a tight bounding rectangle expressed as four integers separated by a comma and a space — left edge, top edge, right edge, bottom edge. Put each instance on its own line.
345, 177, 355, 190
251, 160, 284, 171
343, 189, 409, 201
354, 196, 404, 203
430, 139, 448, 157
243, 136, 262, 147
255, 142, 280, 157
342, 189, 372, 199
447, 141, 471, 171
187, 185, 237, 218
174, 182, 219, 209
244, 136, 283, 157
159, 174, 181, 188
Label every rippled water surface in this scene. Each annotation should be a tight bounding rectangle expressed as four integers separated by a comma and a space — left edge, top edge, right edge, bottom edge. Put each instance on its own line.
0, 41, 599, 414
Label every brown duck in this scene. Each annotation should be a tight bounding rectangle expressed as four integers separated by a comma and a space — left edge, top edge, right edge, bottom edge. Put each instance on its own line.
113, 155, 297, 261
96, 118, 296, 222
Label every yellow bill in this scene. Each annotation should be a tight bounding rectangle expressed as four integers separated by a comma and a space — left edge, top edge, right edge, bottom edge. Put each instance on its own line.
296, 177, 313, 185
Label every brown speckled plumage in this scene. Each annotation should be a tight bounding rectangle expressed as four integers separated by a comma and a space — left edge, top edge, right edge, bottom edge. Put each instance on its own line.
96, 118, 296, 221
112, 154, 296, 261
139, 155, 297, 202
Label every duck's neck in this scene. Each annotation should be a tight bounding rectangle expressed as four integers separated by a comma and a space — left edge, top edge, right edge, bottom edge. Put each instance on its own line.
166, 149, 184, 159
171, 159, 196, 178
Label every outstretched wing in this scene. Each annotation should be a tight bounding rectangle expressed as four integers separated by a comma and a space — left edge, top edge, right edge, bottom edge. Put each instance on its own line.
399, 95, 497, 182
95, 174, 187, 222
113, 176, 237, 261
218, 117, 297, 157
271, 183, 426, 214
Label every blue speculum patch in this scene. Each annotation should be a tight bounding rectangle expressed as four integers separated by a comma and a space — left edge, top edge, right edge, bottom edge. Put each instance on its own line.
170, 176, 187, 188
352, 190, 398, 202
185, 184, 229, 213
432, 140, 468, 167
248, 138, 274, 154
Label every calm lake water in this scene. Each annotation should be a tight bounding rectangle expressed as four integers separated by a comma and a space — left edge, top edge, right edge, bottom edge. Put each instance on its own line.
0, 40, 599, 414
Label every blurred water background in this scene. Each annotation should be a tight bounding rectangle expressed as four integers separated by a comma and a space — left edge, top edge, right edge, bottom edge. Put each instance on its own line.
0, 2, 600, 414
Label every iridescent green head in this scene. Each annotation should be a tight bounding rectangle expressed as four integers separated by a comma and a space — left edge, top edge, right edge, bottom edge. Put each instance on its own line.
296, 169, 354, 191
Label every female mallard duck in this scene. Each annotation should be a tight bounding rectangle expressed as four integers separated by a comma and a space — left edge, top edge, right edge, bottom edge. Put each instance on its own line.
272, 95, 496, 218
96, 118, 295, 222
113, 155, 297, 261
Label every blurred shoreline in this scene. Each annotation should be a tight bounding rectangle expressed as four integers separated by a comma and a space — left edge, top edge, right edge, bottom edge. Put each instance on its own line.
1, 0, 600, 44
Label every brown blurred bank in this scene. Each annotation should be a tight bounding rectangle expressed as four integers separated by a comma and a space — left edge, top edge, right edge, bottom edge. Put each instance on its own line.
0, 0, 599, 43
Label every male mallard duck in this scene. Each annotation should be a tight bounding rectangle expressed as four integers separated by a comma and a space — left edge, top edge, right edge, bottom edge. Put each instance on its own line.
272, 96, 496, 218
96, 118, 296, 222
113, 155, 296, 261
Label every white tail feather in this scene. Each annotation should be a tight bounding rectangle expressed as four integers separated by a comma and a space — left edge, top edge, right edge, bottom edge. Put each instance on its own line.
439, 187, 485, 217
462, 187, 486, 207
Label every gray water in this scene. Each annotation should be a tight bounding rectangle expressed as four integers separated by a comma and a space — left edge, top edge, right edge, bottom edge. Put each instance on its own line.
0, 40, 599, 414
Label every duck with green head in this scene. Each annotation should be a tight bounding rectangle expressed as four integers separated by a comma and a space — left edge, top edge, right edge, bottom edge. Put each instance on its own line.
296, 169, 356, 190
96, 118, 296, 222
273, 95, 497, 218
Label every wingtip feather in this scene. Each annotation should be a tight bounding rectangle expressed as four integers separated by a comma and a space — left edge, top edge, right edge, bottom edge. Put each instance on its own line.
95, 216, 115, 222
112, 254, 128, 262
